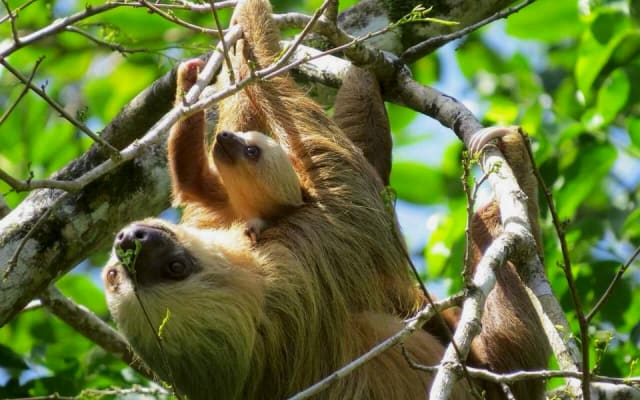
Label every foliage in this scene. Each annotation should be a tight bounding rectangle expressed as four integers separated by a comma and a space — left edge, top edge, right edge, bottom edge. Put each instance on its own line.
0, 0, 639, 397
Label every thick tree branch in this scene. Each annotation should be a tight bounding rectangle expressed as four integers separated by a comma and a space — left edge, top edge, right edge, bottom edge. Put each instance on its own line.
40, 286, 155, 380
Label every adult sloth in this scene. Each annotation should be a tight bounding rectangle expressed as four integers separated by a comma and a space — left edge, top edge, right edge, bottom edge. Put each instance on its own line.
103, 0, 548, 398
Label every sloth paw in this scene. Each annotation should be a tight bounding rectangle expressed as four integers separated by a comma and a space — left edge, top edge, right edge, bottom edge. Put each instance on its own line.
469, 126, 518, 156
178, 58, 205, 91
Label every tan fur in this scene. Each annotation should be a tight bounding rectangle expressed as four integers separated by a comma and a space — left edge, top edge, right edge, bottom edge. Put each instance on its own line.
104, 1, 548, 398
168, 61, 302, 235
103, 219, 471, 399
333, 65, 392, 185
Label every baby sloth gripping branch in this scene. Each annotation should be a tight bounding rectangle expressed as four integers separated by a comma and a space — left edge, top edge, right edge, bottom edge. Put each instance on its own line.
168, 59, 303, 240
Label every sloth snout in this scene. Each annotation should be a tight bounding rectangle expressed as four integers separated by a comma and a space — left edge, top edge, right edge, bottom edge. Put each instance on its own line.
115, 224, 157, 251
113, 224, 194, 286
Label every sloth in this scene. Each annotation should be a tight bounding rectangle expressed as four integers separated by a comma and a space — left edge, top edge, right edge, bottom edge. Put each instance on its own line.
168, 59, 303, 241
103, 219, 469, 399
103, 0, 549, 398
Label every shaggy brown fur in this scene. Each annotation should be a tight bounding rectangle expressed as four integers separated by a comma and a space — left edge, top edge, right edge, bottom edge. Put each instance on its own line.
333, 65, 392, 185
103, 0, 548, 398
168, 59, 303, 239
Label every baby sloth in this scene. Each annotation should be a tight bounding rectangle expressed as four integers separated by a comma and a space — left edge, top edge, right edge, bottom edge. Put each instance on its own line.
168, 59, 303, 241
213, 129, 303, 241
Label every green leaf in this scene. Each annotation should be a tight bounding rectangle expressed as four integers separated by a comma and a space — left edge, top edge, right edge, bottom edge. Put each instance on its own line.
410, 54, 439, 85
555, 141, 616, 219
387, 103, 421, 137
390, 161, 445, 204
484, 96, 520, 124
455, 37, 503, 78
506, 0, 582, 42
594, 68, 630, 125
575, 9, 639, 98
627, 117, 640, 149
425, 200, 466, 279
158, 308, 171, 338
622, 208, 640, 240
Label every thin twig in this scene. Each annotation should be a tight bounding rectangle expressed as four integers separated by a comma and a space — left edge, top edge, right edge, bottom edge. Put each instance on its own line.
287, 294, 464, 400
65, 25, 181, 56
587, 245, 640, 321
209, 0, 235, 84
260, 0, 332, 78
1, 0, 20, 44
259, 20, 397, 81
4, 192, 70, 279
2, 27, 240, 197
406, 354, 640, 387
0, 166, 82, 192
0, 57, 43, 127
0, 3, 123, 57
104, 0, 236, 12
137, 0, 222, 36
521, 131, 590, 400
0, 0, 38, 24
0, 59, 121, 161
401, 0, 537, 63
461, 154, 475, 284
391, 201, 482, 398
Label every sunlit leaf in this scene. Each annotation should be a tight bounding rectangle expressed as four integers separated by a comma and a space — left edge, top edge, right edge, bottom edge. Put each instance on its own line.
555, 141, 616, 219
506, 0, 582, 42
390, 161, 446, 204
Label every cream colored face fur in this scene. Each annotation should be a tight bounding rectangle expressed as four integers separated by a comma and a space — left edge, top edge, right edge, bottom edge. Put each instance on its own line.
102, 219, 265, 399
213, 130, 302, 220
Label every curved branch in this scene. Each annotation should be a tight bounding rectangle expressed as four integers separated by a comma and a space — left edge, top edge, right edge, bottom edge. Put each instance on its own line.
41, 286, 155, 380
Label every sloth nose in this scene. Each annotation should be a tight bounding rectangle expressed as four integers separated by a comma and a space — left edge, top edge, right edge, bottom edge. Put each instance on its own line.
217, 130, 233, 140
113, 224, 194, 285
115, 224, 157, 251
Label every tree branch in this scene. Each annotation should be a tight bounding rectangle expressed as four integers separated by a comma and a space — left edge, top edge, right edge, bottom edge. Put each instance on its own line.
0, 57, 42, 127
0, 3, 123, 57
401, 0, 537, 63
287, 294, 465, 400
40, 286, 155, 380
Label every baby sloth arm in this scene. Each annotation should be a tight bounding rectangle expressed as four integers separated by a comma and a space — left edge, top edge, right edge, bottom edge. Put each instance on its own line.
168, 59, 231, 214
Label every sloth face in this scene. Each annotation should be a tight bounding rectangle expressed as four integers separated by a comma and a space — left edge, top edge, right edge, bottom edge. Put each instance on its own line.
213, 130, 302, 219
102, 219, 264, 399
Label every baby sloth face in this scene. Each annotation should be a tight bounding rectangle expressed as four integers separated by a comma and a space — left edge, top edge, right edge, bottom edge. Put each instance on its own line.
212, 130, 303, 220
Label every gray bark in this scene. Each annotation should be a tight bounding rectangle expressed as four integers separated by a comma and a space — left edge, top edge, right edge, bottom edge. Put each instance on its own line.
0, 71, 176, 326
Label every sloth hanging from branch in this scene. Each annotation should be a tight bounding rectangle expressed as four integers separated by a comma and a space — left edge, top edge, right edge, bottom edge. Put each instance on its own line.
102, 0, 549, 398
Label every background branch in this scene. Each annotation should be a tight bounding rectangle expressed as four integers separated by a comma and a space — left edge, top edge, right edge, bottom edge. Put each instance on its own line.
40, 286, 155, 380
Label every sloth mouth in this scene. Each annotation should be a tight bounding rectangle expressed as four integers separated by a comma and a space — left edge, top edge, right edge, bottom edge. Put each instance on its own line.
214, 141, 236, 164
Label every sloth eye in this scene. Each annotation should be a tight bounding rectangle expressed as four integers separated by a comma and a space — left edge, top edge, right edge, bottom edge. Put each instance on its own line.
166, 261, 188, 279
244, 145, 261, 160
